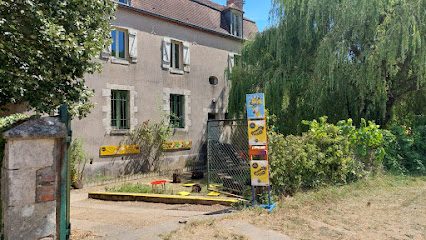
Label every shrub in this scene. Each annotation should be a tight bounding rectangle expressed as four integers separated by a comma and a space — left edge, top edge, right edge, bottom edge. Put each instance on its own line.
383, 121, 426, 174
68, 137, 88, 186
336, 118, 387, 172
269, 124, 360, 195
269, 116, 388, 195
122, 118, 171, 172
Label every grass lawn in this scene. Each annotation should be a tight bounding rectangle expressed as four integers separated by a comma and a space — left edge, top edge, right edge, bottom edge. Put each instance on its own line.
104, 172, 214, 196
163, 174, 426, 240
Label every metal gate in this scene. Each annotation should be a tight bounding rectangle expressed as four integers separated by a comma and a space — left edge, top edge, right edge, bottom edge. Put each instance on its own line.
207, 119, 250, 198
59, 105, 71, 240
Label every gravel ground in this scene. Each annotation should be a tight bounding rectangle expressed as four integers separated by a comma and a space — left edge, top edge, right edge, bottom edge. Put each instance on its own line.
70, 180, 234, 240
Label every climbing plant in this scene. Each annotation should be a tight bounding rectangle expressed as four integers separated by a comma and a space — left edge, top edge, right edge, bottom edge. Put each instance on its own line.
229, 0, 425, 134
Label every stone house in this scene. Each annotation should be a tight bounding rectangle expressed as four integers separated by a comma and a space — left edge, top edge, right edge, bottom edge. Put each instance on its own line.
73, 0, 258, 179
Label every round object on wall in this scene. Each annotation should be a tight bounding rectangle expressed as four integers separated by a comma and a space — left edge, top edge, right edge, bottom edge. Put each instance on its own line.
209, 76, 218, 85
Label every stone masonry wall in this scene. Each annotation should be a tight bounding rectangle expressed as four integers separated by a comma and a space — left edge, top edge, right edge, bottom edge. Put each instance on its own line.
1, 117, 66, 240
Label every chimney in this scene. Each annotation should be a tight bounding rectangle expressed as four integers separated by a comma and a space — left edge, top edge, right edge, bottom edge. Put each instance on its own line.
226, 0, 244, 11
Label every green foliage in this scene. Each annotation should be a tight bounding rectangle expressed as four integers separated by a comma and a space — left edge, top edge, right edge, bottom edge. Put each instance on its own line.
68, 137, 88, 185
0, 113, 29, 160
105, 182, 160, 194
383, 120, 426, 174
122, 118, 172, 172
0, 113, 29, 130
229, 0, 426, 134
269, 117, 389, 195
0, 0, 116, 117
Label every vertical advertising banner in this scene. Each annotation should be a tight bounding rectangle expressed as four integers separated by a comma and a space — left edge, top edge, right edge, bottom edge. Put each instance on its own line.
250, 160, 269, 186
247, 120, 267, 145
246, 93, 265, 119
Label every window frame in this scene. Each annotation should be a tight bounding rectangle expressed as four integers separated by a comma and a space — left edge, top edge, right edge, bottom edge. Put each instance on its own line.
170, 94, 185, 128
114, 0, 130, 6
230, 11, 242, 37
170, 40, 183, 70
111, 28, 127, 60
111, 90, 130, 130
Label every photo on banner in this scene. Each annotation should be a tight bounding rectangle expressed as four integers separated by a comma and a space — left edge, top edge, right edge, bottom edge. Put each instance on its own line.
250, 160, 269, 186
246, 93, 265, 119
248, 119, 267, 145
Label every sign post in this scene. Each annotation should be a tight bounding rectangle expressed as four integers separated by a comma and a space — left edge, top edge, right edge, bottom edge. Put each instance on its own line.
246, 93, 276, 212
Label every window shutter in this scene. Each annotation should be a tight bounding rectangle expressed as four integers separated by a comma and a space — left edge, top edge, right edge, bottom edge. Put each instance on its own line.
101, 44, 111, 59
128, 29, 137, 63
238, 15, 243, 37
228, 53, 235, 73
183, 42, 190, 72
162, 37, 171, 69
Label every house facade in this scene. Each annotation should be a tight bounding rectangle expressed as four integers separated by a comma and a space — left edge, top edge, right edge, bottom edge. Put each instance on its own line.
72, 0, 258, 179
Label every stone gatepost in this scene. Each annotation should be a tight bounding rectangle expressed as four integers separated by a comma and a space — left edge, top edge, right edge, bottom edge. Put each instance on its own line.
2, 117, 67, 240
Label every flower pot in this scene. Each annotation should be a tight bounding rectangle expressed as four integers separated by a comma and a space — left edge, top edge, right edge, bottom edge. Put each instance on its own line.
73, 179, 84, 189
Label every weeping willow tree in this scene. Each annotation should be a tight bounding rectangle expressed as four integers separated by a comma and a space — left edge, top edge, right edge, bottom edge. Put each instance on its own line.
228, 0, 425, 134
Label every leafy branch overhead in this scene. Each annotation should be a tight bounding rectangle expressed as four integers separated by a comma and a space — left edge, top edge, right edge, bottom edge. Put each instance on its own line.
0, 0, 116, 117
229, 0, 425, 134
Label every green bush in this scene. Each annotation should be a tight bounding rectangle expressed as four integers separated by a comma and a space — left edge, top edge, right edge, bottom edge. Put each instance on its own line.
122, 118, 171, 172
383, 120, 426, 174
336, 118, 387, 172
269, 117, 388, 195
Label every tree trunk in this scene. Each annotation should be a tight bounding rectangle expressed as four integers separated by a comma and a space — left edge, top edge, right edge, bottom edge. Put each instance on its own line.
384, 96, 396, 126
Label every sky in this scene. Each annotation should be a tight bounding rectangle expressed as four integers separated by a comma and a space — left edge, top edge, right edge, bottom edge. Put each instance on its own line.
211, 0, 272, 32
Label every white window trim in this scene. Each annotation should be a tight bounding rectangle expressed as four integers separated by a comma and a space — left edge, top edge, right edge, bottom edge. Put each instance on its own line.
102, 84, 138, 135
230, 10, 243, 37
111, 28, 127, 60
163, 88, 191, 132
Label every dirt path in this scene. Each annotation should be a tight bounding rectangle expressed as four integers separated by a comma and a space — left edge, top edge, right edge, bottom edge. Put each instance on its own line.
70, 183, 233, 240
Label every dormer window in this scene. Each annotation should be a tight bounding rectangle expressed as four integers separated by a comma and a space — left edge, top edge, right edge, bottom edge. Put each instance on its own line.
114, 0, 130, 6
231, 11, 243, 37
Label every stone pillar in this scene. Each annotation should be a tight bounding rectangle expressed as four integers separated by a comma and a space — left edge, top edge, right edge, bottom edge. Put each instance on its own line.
2, 117, 67, 240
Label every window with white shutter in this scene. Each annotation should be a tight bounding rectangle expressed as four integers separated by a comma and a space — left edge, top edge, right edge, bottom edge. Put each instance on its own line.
228, 53, 235, 73
163, 38, 190, 73
162, 37, 171, 69
103, 26, 138, 64
128, 29, 137, 63
183, 42, 190, 72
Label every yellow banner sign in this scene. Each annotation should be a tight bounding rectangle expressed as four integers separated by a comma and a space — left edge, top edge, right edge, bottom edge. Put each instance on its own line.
163, 141, 192, 150
248, 120, 267, 145
99, 145, 140, 156
250, 161, 269, 186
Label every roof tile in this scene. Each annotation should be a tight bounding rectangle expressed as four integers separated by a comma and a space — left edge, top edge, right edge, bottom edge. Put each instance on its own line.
129, 0, 258, 39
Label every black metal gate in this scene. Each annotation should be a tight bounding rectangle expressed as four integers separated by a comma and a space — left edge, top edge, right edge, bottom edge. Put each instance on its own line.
207, 119, 250, 198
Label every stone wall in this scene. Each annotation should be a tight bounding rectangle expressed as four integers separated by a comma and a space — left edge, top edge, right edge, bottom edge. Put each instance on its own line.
1, 117, 67, 240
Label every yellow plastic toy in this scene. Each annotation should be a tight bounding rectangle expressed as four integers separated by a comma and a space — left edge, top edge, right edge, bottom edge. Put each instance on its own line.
207, 191, 220, 196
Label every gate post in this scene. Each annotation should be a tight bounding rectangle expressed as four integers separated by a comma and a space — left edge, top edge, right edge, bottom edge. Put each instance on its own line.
59, 105, 71, 240
1, 117, 67, 240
